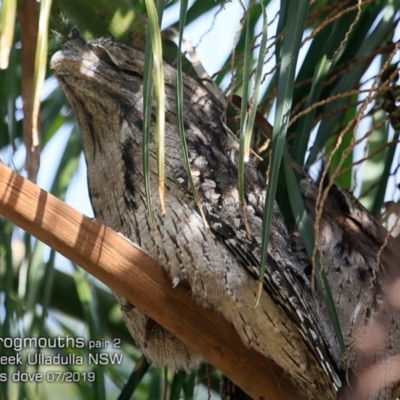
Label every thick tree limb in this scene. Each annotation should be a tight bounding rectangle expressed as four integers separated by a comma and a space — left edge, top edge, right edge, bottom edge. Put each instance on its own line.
0, 162, 303, 399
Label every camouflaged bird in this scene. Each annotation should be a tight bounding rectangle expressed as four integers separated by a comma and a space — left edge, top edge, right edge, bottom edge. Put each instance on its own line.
50, 32, 343, 399
300, 179, 400, 400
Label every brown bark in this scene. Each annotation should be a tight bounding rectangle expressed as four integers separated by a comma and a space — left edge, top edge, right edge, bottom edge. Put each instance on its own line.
0, 162, 303, 400
18, 0, 40, 182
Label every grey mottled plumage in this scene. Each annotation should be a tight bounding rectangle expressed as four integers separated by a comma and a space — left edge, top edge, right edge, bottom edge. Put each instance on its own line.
50, 33, 344, 399
301, 179, 400, 400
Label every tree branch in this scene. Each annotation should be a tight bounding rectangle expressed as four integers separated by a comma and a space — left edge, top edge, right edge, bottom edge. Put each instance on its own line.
0, 162, 303, 400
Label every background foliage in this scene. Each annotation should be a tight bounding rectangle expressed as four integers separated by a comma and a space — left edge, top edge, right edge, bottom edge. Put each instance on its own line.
0, 0, 400, 399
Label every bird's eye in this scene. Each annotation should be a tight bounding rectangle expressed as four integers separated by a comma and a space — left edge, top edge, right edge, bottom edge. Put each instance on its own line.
91, 45, 115, 66
119, 68, 142, 79
91, 45, 142, 78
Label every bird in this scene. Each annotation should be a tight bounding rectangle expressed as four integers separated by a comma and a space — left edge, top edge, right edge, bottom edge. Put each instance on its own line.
50, 32, 346, 399
300, 178, 400, 400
